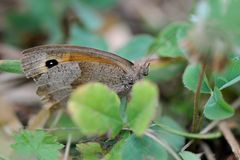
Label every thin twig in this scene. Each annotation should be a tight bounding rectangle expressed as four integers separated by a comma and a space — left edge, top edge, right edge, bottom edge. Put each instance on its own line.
231, 97, 240, 109
145, 129, 182, 160
181, 121, 220, 152
199, 121, 220, 134
50, 109, 63, 128
64, 134, 72, 160
192, 62, 207, 133
27, 108, 50, 130
218, 121, 240, 159
200, 142, 216, 160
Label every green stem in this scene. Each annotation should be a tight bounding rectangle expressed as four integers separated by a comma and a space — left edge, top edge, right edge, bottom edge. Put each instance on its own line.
0, 60, 23, 74
154, 123, 221, 139
120, 96, 128, 123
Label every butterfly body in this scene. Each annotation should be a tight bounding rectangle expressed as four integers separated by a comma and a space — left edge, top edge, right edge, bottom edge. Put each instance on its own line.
21, 45, 149, 108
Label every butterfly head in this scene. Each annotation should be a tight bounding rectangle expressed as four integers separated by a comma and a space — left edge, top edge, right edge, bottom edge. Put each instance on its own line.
133, 59, 150, 80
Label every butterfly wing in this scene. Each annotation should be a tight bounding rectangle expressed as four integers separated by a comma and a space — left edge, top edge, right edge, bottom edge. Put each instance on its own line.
21, 45, 135, 108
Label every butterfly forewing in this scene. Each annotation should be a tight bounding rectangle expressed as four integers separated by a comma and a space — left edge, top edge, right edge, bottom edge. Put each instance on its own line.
21, 45, 136, 108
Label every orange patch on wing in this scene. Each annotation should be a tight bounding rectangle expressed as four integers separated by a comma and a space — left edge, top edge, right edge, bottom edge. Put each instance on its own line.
61, 53, 117, 66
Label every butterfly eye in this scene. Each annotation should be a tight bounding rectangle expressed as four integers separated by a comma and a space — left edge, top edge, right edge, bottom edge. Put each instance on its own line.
129, 78, 134, 85
45, 59, 59, 68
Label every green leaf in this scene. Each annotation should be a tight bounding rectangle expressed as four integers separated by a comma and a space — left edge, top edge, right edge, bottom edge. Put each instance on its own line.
24, 0, 56, 21
152, 116, 185, 151
6, 12, 41, 31
147, 60, 185, 82
183, 64, 211, 93
121, 135, 168, 160
179, 151, 201, 160
150, 23, 191, 58
11, 130, 64, 160
5, 12, 42, 46
116, 35, 154, 61
126, 80, 159, 136
0, 60, 23, 74
176, 23, 192, 56
204, 87, 234, 120
104, 133, 130, 160
81, 0, 117, 10
68, 24, 108, 51
72, 0, 103, 31
68, 83, 122, 136
52, 113, 82, 142
24, 0, 64, 43
55, 113, 76, 128
215, 59, 240, 90
76, 142, 102, 160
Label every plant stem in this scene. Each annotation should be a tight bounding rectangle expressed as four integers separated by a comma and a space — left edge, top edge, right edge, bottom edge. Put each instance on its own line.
181, 120, 220, 151
182, 97, 240, 151
145, 129, 182, 160
154, 123, 221, 139
120, 96, 128, 123
64, 134, 72, 160
191, 62, 207, 133
200, 142, 216, 160
218, 121, 240, 159
0, 60, 23, 74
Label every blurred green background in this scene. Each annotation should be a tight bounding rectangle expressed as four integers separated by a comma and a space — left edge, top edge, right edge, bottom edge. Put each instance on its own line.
1, 0, 240, 159
0, 0, 192, 51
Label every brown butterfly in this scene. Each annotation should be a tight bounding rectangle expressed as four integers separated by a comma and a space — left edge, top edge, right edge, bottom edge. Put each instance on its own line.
21, 45, 149, 110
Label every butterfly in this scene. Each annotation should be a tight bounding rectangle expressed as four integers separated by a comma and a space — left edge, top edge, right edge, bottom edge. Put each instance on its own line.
21, 45, 150, 110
